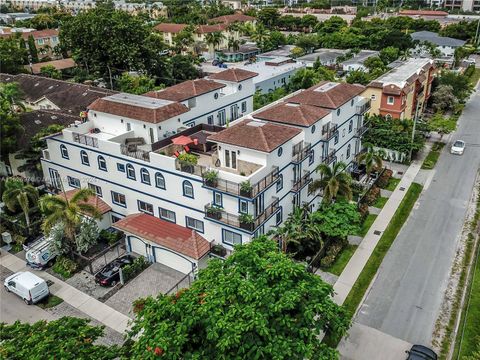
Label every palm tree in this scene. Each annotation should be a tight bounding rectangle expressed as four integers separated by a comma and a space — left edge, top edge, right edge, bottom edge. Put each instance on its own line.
0, 82, 25, 113
227, 37, 240, 52
2, 178, 39, 232
40, 188, 101, 251
239, 22, 255, 37
205, 31, 225, 51
357, 144, 384, 181
309, 161, 352, 203
251, 24, 269, 50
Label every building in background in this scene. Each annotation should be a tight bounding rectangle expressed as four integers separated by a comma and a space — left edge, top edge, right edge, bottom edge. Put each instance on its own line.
341, 50, 379, 72
297, 49, 348, 68
362, 58, 435, 120
411, 31, 466, 58
0, 29, 60, 59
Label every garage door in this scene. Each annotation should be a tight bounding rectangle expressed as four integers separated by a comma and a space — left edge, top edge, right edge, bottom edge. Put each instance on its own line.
153, 247, 193, 274
128, 236, 148, 257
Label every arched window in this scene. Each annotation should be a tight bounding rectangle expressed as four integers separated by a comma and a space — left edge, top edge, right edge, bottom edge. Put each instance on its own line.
98, 156, 107, 171
349, 120, 353, 133
183, 180, 194, 198
126, 164, 135, 180
60, 145, 69, 159
347, 144, 351, 159
155, 172, 165, 189
80, 150, 89, 165
140, 168, 150, 185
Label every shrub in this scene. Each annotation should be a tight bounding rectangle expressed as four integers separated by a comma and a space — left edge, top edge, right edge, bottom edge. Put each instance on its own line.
320, 242, 344, 267
358, 203, 370, 221
376, 169, 393, 189
177, 153, 198, 165
363, 186, 381, 206
52, 256, 79, 279
99, 229, 123, 245
122, 256, 148, 283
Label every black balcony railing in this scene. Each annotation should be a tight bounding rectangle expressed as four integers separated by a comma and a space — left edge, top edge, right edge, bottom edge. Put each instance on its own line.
120, 144, 150, 162
73, 133, 98, 148
356, 99, 371, 115
322, 150, 336, 164
322, 124, 338, 141
203, 166, 279, 198
292, 142, 312, 163
205, 198, 279, 231
355, 126, 368, 137
292, 173, 311, 192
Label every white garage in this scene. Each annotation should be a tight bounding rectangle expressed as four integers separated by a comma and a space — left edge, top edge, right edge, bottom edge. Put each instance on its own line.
113, 213, 211, 274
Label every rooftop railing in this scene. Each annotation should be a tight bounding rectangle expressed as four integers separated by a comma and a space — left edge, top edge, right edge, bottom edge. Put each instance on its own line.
120, 144, 150, 162
73, 133, 98, 148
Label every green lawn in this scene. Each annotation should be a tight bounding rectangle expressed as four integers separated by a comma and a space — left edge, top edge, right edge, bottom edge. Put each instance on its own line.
323, 244, 358, 276
385, 177, 400, 191
469, 68, 480, 86
357, 214, 378, 237
324, 183, 423, 347
421, 142, 445, 170
373, 196, 388, 209
36, 295, 64, 309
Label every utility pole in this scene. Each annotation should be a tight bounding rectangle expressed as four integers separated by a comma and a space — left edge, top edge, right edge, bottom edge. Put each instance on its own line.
409, 100, 421, 163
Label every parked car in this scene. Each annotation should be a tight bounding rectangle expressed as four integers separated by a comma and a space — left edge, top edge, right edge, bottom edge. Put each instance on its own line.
406, 345, 438, 360
25, 236, 57, 270
94, 255, 134, 287
450, 140, 465, 155
4, 271, 49, 305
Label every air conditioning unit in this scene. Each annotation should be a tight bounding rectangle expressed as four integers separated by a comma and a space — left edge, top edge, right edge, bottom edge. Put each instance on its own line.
2, 231, 12, 245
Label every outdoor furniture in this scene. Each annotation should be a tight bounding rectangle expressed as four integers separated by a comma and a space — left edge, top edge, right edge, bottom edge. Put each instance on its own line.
171, 135, 193, 146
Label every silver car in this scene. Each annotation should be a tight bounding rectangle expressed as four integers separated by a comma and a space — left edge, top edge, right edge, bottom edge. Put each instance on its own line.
450, 140, 465, 155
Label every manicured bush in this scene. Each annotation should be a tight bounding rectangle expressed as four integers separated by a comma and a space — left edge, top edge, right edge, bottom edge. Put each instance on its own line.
376, 169, 393, 189
122, 256, 148, 283
52, 256, 79, 279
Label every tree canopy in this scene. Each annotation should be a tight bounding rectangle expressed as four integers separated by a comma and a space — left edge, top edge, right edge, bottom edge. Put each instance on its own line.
312, 201, 361, 240
127, 237, 350, 359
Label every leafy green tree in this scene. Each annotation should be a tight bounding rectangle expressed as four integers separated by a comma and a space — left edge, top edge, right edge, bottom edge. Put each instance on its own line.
75, 217, 100, 253
117, 72, 157, 94
440, 20, 477, 41
40, 188, 101, 253
346, 70, 371, 85
311, 201, 361, 240
172, 25, 195, 53
364, 56, 386, 73
0, 82, 25, 112
2, 178, 39, 231
253, 88, 287, 110
40, 65, 62, 79
431, 84, 458, 112
170, 54, 200, 84
427, 113, 456, 139
288, 68, 320, 92
257, 7, 280, 27
310, 162, 353, 203
27, 35, 39, 63
251, 24, 270, 51
315, 65, 336, 81
0, 317, 119, 359
437, 70, 472, 102
268, 30, 287, 49
462, 338, 480, 360
0, 82, 24, 160
295, 34, 319, 54
0, 34, 29, 74
317, 16, 347, 36
356, 144, 384, 180
127, 237, 350, 359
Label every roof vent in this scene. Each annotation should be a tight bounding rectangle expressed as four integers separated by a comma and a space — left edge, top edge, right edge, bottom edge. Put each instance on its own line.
34, 119, 42, 125
285, 103, 300, 107
51, 115, 57, 120
247, 121, 265, 127
82, 92, 88, 96
48, 85, 54, 90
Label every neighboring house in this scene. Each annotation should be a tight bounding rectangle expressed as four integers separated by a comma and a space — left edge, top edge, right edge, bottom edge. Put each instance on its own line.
0, 29, 60, 59
362, 58, 435, 120
208, 13, 255, 26
0, 73, 115, 177
220, 0, 242, 10
26, 58, 76, 74
5, 0, 57, 10
398, 10, 448, 18
341, 50, 379, 72
40, 75, 369, 273
411, 31, 466, 58
297, 49, 348, 68
0, 13, 36, 24
215, 44, 260, 62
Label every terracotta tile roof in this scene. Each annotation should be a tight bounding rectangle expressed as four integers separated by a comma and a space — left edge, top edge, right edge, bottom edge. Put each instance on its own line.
61, 189, 112, 215
208, 68, 258, 82
208, 119, 301, 153
144, 79, 225, 102
0, 29, 59, 39
29, 58, 76, 74
382, 84, 403, 95
399, 10, 448, 16
254, 102, 329, 127
209, 13, 256, 25
197, 23, 228, 34
287, 81, 365, 109
113, 213, 211, 260
88, 94, 190, 124
154, 23, 187, 33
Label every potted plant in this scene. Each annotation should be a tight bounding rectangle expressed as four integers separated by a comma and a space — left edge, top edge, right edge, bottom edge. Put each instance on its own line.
239, 213, 254, 231
203, 170, 219, 187
240, 180, 252, 197
178, 153, 198, 173
206, 205, 222, 220
211, 244, 227, 257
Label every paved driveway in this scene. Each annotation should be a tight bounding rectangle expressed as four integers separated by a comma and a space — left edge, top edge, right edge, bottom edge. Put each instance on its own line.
105, 263, 187, 316
355, 87, 480, 345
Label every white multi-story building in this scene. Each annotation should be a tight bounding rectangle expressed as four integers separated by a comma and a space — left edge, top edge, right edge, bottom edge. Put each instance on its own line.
41, 72, 369, 274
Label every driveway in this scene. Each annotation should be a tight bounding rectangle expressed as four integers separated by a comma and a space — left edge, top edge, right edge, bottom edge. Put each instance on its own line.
354, 86, 480, 345
105, 263, 187, 316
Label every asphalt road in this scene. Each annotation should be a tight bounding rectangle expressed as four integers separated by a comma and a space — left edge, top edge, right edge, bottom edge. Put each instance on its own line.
356, 86, 480, 345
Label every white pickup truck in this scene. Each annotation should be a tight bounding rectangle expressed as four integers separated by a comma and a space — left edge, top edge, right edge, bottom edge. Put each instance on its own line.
24, 236, 57, 270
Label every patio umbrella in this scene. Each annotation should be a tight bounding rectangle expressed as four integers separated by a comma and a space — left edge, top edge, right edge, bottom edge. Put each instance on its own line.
171, 135, 193, 146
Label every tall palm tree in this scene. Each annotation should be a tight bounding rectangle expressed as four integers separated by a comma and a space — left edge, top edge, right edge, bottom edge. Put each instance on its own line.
205, 31, 225, 51
251, 24, 269, 50
309, 161, 352, 203
2, 178, 39, 232
40, 188, 101, 251
227, 37, 240, 52
356, 144, 384, 181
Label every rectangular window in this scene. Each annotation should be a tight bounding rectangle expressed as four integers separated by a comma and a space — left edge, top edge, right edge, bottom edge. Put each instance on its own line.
111, 215, 121, 223
111, 191, 126, 207
276, 174, 283, 192
218, 109, 226, 126
67, 176, 80, 188
334, 133, 339, 145
231, 151, 237, 170
225, 150, 230, 168
159, 207, 176, 223
186, 216, 204, 233
49, 168, 61, 189
241, 101, 247, 113
213, 192, 222, 206
239, 199, 248, 214
387, 96, 394, 105
117, 163, 125, 172
37, 38, 44, 45
207, 115, 214, 125
223, 229, 242, 246
276, 208, 282, 226
88, 183, 102, 197
371, 94, 376, 101
138, 200, 154, 215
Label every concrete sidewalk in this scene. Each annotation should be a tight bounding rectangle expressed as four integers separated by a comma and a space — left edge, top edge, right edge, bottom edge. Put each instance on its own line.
0, 251, 131, 333
333, 157, 424, 305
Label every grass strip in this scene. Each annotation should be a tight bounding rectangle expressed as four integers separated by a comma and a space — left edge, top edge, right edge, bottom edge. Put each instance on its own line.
468, 68, 480, 87
421, 142, 445, 170
373, 197, 388, 209
357, 214, 377, 237
385, 177, 400, 191
324, 182, 423, 347
36, 295, 64, 309
323, 244, 358, 276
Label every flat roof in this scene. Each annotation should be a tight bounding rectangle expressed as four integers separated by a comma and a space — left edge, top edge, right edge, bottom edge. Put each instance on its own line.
297, 48, 348, 63
238, 58, 304, 84
373, 58, 433, 88
342, 50, 379, 65
104, 93, 176, 109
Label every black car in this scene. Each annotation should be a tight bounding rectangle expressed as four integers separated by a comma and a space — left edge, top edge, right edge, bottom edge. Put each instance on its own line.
94, 255, 134, 287
406, 345, 438, 360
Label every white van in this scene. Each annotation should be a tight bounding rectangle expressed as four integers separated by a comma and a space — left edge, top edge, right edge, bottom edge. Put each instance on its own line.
4, 271, 50, 305
25, 236, 57, 270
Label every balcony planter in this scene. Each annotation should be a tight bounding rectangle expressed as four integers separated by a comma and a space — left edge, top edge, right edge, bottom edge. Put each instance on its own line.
206, 205, 222, 220
239, 213, 254, 231
178, 153, 198, 174
211, 244, 227, 257
203, 170, 219, 187
239, 181, 252, 197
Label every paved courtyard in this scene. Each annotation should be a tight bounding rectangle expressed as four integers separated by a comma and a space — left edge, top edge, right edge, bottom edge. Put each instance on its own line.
105, 263, 188, 316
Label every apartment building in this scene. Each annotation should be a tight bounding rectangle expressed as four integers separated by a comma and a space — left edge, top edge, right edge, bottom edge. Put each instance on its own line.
0, 29, 60, 59
40, 74, 369, 274
362, 58, 435, 120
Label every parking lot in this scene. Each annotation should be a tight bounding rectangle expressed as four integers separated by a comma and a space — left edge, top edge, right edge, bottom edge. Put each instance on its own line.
106, 263, 188, 316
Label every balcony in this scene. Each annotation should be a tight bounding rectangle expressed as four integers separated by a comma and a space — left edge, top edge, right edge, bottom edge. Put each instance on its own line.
322, 124, 338, 141
292, 142, 312, 164
292, 172, 311, 193
202, 166, 279, 198
72, 133, 98, 148
322, 150, 336, 164
120, 144, 150, 162
204, 197, 279, 232
356, 99, 371, 115
355, 126, 368, 137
